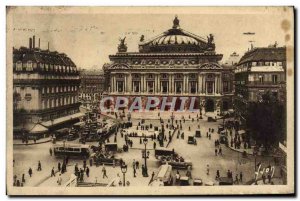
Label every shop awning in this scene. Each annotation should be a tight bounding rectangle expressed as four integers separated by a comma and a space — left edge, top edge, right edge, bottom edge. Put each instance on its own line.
238, 130, 246, 135
41, 112, 85, 128
29, 123, 48, 134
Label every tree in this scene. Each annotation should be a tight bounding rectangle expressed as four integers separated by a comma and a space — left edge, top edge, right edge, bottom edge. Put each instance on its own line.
246, 91, 285, 149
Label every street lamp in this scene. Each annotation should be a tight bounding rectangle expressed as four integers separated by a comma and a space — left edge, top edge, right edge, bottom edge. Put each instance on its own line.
143, 137, 149, 177
170, 112, 175, 129
120, 163, 127, 187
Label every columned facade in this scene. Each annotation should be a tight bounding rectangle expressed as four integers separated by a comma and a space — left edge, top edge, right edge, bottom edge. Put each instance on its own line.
103, 17, 234, 113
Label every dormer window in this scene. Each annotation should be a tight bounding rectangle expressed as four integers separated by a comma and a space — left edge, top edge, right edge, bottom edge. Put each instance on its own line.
16, 61, 22, 71
27, 61, 33, 71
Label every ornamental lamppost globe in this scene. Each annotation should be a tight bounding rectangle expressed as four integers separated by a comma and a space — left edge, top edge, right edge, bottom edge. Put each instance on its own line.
143, 137, 149, 177
120, 163, 127, 186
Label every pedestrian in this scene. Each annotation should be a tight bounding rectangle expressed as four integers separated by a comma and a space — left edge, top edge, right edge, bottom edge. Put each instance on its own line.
13, 175, 17, 185
262, 174, 266, 184
136, 161, 139, 169
153, 141, 156, 150
227, 170, 230, 178
216, 170, 220, 179
37, 161, 42, 171
22, 174, 25, 184
239, 172, 243, 182
49, 148, 53, 156
235, 174, 239, 184
149, 171, 155, 185
208, 134, 211, 140
27, 168, 34, 179
215, 148, 218, 156
132, 159, 136, 169
58, 162, 61, 172
66, 156, 69, 165
86, 166, 90, 177
218, 147, 222, 156
83, 160, 87, 170
57, 174, 62, 185
102, 165, 108, 179
268, 174, 272, 183
206, 132, 208, 138
206, 164, 210, 175
133, 167, 136, 177
89, 158, 93, 167
80, 169, 84, 182
51, 167, 55, 177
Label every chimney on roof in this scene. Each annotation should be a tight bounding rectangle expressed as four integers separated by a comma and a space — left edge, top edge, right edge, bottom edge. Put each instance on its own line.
33, 35, 35, 49
29, 37, 32, 49
38, 38, 40, 48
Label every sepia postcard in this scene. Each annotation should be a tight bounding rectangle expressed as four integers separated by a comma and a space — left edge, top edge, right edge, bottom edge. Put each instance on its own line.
6, 6, 294, 195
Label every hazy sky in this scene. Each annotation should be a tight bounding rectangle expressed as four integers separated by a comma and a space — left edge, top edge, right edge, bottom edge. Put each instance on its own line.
9, 7, 289, 70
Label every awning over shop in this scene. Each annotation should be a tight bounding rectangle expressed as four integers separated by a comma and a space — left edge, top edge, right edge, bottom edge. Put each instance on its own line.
29, 123, 48, 134
14, 123, 36, 132
238, 130, 246, 135
41, 112, 85, 128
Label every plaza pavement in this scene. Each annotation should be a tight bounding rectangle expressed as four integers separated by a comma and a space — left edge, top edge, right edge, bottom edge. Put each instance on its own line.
13, 110, 283, 187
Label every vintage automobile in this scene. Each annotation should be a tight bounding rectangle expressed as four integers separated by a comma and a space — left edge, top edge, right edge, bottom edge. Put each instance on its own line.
218, 177, 233, 185
160, 157, 193, 170
179, 176, 190, 186
154, 148, 175, 160
195, 129, 201, 137
188, 136, 196, 144
105, 143, 118, 152
91, 152, 120, 166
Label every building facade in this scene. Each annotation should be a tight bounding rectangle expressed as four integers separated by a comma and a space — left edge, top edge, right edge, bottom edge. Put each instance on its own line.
78, 69, 105, 103
234, 46, 286, 123
103, 17, 234, 113
13, 36, 82, 137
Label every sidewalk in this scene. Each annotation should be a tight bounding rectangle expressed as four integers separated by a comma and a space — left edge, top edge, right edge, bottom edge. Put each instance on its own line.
13, 137, 52, 146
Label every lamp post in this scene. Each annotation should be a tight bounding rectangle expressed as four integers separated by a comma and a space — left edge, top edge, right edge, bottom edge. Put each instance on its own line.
121, 163, 127, 186
143, 137, 149, 177
170, 112, 175, 129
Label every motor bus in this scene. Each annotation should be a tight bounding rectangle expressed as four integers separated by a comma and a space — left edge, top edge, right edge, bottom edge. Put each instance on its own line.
149, 164, 173, 186
53, 143, 91, 159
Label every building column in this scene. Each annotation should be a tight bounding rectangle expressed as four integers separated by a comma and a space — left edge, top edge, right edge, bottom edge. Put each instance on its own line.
157, 74, 160, 93
141, 74, 144, 93
198, 74, 201, 94
168, 74, 172, 94
186, 75, 189, 94
124, 75, 127, 92
128, 74, 132, 92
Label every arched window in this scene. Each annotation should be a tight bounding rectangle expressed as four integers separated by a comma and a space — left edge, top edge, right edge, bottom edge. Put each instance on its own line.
27, 61, 33, 71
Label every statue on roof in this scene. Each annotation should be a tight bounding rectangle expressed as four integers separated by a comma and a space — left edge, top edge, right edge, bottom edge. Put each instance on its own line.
173, 15, 180, 29
118, 37, 127, 52
206, 34, 215, 51
140, 35, 145, 42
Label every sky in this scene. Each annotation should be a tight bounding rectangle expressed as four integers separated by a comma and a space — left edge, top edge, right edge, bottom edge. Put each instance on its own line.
8, 7, 290, 70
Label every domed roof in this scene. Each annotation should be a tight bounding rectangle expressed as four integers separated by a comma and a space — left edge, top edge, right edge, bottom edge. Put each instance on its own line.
139, 16, 215, 53
151, 34, 201, 46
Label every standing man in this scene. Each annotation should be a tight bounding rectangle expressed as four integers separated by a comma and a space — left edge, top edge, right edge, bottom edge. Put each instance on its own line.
57, 174, 62, 185
49, 148, 53, 156
58, 162, 61, 172
37, 161, 42, 171
28, 167, 33, 177
86, 166, 90, 177
135, 161, 139, 169
206, 164, 210, 175
51, 167, 56, 177
133, 167, 136, 177
102, 165, 108, 179
239, 172, 243, 183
